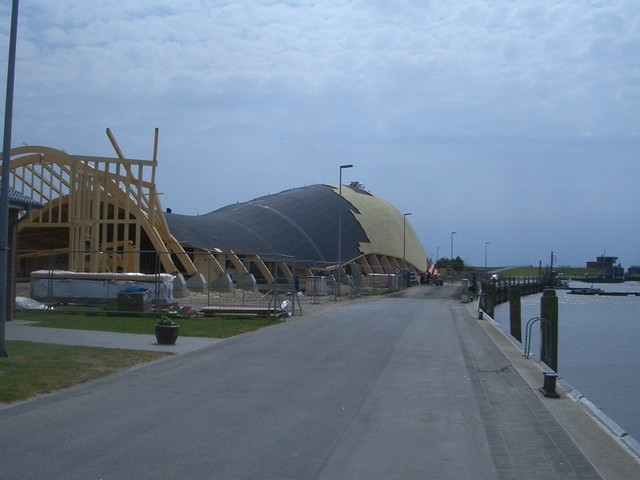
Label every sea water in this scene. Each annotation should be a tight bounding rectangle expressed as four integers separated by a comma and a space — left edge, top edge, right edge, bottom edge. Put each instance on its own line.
493, 281, 640, 441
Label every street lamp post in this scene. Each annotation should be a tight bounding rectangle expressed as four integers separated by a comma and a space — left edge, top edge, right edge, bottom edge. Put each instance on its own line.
403, 213, 411, 289
450, 231, 457, 261
450, 232, 457, 283
403, 213, 412, 267
336, 164, 353, 299
0, 0, 20, 358
485, 241, 490, 269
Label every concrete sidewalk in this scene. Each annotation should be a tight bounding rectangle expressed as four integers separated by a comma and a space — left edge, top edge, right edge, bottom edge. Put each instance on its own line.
5, 319, 222, 354
467, 303, 640, 479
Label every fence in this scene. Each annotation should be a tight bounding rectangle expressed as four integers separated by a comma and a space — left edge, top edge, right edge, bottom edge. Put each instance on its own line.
478, 276, 544, 319
13, 249, 412, 315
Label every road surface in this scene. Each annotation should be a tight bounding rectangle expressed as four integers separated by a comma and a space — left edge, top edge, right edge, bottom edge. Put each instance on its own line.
1, 285, 635, 479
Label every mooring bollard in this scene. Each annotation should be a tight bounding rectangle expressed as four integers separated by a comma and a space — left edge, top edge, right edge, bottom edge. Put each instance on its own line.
540, 371, 560, 398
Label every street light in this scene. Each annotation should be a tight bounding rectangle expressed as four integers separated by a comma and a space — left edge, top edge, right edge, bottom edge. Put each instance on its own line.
402, 213, 412, 289
0, 0, 20, 358
336, 164, 353, 298
485, 241, 490, 269
450, 231, 457, 261
449, 232, 457, 283
436, 246, 440, 263
403, 213, 412, 267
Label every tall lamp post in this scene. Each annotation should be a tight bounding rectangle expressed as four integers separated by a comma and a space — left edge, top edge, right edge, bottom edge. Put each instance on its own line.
0, 0, 20, 358
403, 213, 412, 267
485, 241, 490, 269
449, 231, 457, 283
336, 164, 353, 299
450, 231, 457, 261
403, 213, 411, 289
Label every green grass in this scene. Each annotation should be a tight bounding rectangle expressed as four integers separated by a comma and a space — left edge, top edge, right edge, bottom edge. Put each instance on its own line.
493, 266, 598, 278
15, 310, 281, 338
0, 341, 170, 403
2, 311, 282, 404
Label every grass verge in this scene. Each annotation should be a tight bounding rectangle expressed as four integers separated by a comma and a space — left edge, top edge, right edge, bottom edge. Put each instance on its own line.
0, 341, 170, 403
3, 312, 281, 403
15, 310, 281, 338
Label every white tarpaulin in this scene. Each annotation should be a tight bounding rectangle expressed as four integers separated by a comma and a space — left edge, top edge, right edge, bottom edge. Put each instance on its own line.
30, 270, 174, 304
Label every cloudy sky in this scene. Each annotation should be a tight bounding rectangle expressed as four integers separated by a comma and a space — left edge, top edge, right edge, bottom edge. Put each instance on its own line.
1, 1, 639, 268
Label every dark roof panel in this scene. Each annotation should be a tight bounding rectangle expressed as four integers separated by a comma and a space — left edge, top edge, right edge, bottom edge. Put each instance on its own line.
164, 183, 428, 272
165, 184, 368, 264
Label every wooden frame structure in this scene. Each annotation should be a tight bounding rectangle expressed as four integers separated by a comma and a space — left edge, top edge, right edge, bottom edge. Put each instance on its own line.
8, 129, 197, 276
7, 130, 288, 289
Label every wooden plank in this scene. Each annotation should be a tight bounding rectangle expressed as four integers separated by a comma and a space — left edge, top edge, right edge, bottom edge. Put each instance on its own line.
200, 305, 282, 317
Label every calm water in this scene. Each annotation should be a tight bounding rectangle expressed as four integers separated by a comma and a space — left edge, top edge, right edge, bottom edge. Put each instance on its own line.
494, 281, 640, 441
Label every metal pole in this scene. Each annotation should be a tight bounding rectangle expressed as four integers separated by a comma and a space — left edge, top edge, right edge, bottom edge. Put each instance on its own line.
485, 241, 490, 269
0, 0, 20, 358
449, 231, 457, 283
336, 164, 352, 300
403, 213, 411, 266
273, 254, 278, 318
403, 213, 411, 288
450, 231, 457, 260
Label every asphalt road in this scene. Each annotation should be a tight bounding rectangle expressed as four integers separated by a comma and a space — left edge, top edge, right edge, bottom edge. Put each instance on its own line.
0, 286, 627, 479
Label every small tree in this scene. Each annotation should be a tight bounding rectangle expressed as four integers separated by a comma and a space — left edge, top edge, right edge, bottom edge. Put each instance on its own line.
435, 256, 465, 272
451, 256, 465, 271
435, 258, 450, 270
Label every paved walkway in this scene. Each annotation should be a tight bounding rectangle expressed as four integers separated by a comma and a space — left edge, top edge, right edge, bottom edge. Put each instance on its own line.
6, 319, 222, 354
1, 286, 639, 479
4, 294, 373, 354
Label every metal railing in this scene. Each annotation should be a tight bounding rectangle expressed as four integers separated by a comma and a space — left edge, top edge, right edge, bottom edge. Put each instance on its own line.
523, 316, 551, 359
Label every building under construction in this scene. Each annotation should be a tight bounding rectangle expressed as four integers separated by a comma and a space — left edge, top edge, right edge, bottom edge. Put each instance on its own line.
7, 130, 427, 297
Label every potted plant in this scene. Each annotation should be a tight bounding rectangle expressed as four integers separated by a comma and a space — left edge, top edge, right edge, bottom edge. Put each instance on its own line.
154, 316, 180, 345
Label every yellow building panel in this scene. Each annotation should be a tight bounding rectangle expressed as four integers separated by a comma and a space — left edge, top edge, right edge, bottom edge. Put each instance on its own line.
336, 185, 428, 272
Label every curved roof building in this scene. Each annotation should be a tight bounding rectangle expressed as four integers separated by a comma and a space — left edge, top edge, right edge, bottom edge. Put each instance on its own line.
165, 183, 427, 273
8, 139, 427, 289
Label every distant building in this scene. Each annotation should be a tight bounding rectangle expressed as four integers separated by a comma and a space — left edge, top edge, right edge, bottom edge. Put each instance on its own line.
586, 256, 624, 279
626, 266, 640, 280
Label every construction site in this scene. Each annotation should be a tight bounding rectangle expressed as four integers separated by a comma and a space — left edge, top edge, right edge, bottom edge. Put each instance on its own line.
6, 129, 428, 315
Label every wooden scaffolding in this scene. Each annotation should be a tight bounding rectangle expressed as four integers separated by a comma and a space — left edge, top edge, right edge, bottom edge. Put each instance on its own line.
7, 129, 197, 276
